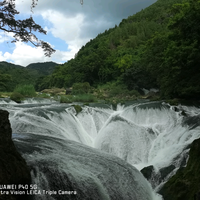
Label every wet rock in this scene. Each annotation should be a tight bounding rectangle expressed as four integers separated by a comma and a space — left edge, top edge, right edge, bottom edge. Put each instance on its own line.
65, 87, 72, 95
159, 165, 175, 180
0, 109, 31, 200
141, 165, 154, 180
182, 115, 200, 129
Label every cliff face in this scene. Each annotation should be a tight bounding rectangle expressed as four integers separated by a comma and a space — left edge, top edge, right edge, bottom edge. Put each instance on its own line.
0, 109, 31, 200
159, 138, 200, 200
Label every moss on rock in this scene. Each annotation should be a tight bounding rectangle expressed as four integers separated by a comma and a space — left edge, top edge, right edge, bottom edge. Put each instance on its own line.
72, 105, 82, 115
10, 92, 24, 103
159, 138, 200, 200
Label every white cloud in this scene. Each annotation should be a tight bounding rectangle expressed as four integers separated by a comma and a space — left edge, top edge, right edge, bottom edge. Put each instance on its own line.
1, 0, 157, 66
1, 42, 72, 67
0, 32, 14, 44
3, 42, 45, 66
42, 11, 82, 41
0, 8, 89, 66
41, 10, 89, 47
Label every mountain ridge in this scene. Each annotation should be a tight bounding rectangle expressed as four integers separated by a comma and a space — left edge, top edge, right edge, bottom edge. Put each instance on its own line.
0, 61, 58, 91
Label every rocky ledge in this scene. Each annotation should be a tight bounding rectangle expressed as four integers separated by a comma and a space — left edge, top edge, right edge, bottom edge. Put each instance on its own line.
0, 109, 31, 200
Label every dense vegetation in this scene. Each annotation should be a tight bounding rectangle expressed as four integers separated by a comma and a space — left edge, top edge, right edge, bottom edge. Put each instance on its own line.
159, 138, 200, 200
36, 0, 200, 100
1, 0, 199, 100
0, 61, 58, 92
27, 62, 58, 76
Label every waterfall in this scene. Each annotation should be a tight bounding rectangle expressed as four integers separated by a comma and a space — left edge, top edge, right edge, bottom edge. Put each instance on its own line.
1, 99, 199, 199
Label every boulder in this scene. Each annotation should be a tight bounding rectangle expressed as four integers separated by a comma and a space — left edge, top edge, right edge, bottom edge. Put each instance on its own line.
141, 165, 154, 180
65, 87, 72, 95
0, 109, 31, 200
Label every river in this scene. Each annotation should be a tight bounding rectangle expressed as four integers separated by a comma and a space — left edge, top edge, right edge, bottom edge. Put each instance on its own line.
1, 98, 200, 200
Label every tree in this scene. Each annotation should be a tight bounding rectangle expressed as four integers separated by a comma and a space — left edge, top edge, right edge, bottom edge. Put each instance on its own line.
0, 0, 55, 56
161, 0, 200, 98
0, 72, 11, 91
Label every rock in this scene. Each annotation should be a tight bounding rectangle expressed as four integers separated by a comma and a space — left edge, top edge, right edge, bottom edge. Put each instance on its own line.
65, 87, 72, 95
141, 165, 154, 180
41, 88, 66, 95
140, 165, 161, 189
182, 115, 200, 129
159, 165, 175, 180
0, 109, 31, 200
159, 138, 200, 200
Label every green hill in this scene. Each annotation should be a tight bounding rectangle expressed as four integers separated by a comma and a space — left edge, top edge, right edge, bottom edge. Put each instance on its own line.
0, 61, 24, 70
38, 0, 200, 99
26, 61, 58, 76
0, 61, 58, 92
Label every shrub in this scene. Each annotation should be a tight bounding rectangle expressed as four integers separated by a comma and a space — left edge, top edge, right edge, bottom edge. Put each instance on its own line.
72, 82, 91, 94
72, 94, 97, 102
60, 94, 97, 103
72, 105, 82, 115
127, 90, 140, 97
36, 93, 51, 98
14, 84, 36, 97
97, 80, 141, 99
60, 95, 72, 103
10, 92, 24, 103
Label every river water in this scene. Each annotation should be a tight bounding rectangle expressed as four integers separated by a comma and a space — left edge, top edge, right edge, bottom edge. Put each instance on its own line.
1, 98, 200, 200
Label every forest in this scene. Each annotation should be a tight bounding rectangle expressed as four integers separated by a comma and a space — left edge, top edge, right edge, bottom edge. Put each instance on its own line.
0, 61, 58, 92
1, 0, 200, 100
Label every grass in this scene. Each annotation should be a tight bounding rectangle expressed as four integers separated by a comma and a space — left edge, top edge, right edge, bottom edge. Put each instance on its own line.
41, 88, 66, 95
0, 92, 12, 98
60, 94, 97, 103
36, 92, 51, 98
60, 95, 72, 103
95, 81, 140, 99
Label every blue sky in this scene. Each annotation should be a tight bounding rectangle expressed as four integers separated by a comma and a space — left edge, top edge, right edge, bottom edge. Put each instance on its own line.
0, 0, 157, 67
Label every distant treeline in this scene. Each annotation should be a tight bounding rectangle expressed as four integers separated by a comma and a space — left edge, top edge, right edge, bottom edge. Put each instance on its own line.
0, 61, 58, 92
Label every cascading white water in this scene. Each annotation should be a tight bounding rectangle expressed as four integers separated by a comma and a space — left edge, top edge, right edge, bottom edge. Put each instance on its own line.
1, 99, 199, 199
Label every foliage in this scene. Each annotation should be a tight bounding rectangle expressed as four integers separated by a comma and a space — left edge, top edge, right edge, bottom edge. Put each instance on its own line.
35, 75, 52, 91
162, 0, 200, 99
0, 92, 12, 98
0, 61, 57, 92
159, 138, 200, 200
22, 0, 199, 100
26, 62, 58, 76
72, 105, 82, 115
0, 0, 55, 56
60, 95, 72, 103
96, 81, 140, 99
60, 94, 97, 103
143, 0, 200, 99
0, 72, 11, 91
72, 82, 91, 94
72, 94, 97, 102
10, 92, 24, 103
36, 92, 51, 99
14, 84, 36, 97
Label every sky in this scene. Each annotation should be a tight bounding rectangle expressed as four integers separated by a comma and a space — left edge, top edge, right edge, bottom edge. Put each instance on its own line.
0, 0, 157, 67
